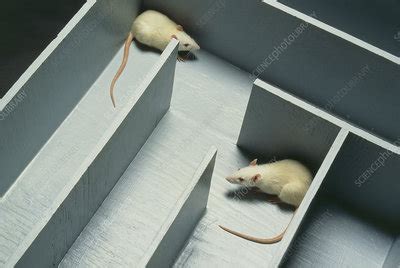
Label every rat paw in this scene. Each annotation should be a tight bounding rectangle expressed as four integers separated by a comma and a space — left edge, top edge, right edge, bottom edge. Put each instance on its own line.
177, 56, 186, 62
266, 196, 282, 204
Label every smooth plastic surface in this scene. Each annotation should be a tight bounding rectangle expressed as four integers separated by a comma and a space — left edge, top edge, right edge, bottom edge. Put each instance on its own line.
0, 0, 85, 98
278, 0, 400, 57
238, 82, 340, 172
61, 50, 287, 267
144, 0, 400, 143
280, 135, 400, 267
0, 0, 141, 196
144, 147, 216, 268
1, 38, 178, 268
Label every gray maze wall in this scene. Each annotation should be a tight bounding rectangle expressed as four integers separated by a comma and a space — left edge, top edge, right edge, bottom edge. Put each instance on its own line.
271, 128, 349, 267
144, 148, 216, 268
320, 133, 400, 227
0, 0, 141, 196
0, 0, 86, 97
258, 92, 400, 267
278, 0, 400, 56
144, 0, 400, 143
384, 237, 400, 268
281, 197, 395, 267
239, 79, 400, 267
0, 0, 398, 267
237, 82, 340, 173
7, 40, 178, 268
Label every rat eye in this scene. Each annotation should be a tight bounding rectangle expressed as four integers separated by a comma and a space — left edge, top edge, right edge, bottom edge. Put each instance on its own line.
184, 43, 189, 47
239, 178, 244, 182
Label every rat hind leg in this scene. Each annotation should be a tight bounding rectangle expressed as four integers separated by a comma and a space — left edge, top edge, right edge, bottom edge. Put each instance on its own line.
278, 183, 308, 207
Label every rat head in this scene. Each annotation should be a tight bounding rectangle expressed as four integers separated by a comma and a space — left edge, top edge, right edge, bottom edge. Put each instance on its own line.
225, 159, 261, 187
172, 25, 200, 52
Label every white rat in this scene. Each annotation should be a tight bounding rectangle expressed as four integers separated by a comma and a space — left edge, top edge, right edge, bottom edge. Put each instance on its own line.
109, 10, 200, 107
219, 159, 312, 244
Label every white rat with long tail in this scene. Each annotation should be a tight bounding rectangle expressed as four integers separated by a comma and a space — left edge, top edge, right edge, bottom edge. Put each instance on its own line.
110, 10, 200, 107
220, 159, 312, 244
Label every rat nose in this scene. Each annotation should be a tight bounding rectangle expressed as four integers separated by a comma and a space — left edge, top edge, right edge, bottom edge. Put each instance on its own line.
193, 43, 200, 50
226, 177, 233, 183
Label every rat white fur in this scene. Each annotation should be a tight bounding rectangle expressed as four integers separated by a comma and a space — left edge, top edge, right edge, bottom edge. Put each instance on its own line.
220, 159, 312, 244
110, 10, 200, 107
132, 10, 200, 52
226, 159, 312, 207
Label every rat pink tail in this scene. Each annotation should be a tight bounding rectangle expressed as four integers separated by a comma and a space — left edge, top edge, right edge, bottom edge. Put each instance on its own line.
219, 225, 285, 244
110, 32, 134, 108
219, 208, 297, 244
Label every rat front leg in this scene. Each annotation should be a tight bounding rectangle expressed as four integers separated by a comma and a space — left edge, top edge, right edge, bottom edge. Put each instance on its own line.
251, 188, 281, 203
251, 187, 262, 193
177, 55, 186, 62
266, 195, 282, 204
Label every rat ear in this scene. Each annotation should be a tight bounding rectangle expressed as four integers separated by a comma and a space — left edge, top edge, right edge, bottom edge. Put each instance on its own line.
171, 34, 178, 40
177, 25, 184, 31
251, 174, 261, 182
249, 159, 258, 166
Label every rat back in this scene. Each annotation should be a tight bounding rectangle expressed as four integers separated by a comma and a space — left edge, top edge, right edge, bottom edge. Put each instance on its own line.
131, 10, 178, 51
257, 159, 312, 197
267, 159, 312, 185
